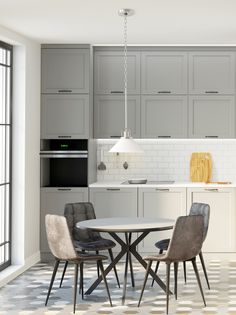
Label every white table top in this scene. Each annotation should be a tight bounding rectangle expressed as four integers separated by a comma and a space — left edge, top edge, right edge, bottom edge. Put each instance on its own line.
76, 217, 175, 233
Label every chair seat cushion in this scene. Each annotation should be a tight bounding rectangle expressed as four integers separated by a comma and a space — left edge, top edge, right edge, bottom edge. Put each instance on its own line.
74, 238, 116, 251
73, 252, 108, 261
155, 238, 170, 251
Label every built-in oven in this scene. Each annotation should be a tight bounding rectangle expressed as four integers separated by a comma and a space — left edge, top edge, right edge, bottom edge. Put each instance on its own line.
40, 139, 88, 187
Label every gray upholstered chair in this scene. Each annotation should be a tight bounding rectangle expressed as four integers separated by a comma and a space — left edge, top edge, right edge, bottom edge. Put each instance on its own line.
151, 202, 210, 289
138, 215, 206, 314
59, 202, 120, 288
45, 214, 112, 313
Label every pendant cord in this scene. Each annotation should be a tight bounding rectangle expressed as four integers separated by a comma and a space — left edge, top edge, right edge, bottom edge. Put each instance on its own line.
124, 13, 128, 132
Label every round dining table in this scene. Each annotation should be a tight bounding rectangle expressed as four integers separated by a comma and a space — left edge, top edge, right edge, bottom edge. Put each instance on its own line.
76, 217, 174, 304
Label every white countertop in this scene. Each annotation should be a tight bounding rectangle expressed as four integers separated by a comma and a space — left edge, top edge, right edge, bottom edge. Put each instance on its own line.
89, 181, 236, 188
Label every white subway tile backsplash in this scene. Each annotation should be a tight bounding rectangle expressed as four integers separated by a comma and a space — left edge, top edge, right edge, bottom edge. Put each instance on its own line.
96, 139, 236, 182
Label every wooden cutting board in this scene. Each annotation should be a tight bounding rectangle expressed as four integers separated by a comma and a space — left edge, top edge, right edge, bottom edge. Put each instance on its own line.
190, 152, 212, 182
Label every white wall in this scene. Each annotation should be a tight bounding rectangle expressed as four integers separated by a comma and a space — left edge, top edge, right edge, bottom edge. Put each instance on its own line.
0, 25, 40, 269
97, 139, 236, 183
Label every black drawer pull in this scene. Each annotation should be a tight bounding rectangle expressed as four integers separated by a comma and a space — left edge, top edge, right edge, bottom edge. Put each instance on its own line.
205, 188, 218, 192
205, 91, 219, 94
158, 91, 171, 94
110, 91, 124, 94
57, 188, 72, 191
156, 188, 170, 192
205, 136, 218, 138
58, 135, 72, 138
58, 89, 72, 93
106, 188, 120, 191
158, 136, 171, 138
110, 136, 120, 138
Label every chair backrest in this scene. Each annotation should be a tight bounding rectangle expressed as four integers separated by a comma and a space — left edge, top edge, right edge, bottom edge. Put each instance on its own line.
165, 215, 204, 262
64, 202, 101, 241
189, 202, 210, 241
45, 214, 77, 260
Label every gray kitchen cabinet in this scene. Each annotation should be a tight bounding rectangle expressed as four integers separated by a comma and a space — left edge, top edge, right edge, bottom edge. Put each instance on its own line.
94, 51, 140, 94
138, 187, 186, 252
40, 187, 88, 259
41, 48, 89, 94
94, 95, 140, 138
189, 95, 235, 138
89, 187, 138, 249
187, 187, 236, 252
141, 95, 188, 138
189, 51, 235, 94
141, 52, 188, 94
41, 94, 89, 139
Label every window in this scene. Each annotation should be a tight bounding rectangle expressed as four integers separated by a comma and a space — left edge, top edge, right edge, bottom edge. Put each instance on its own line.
0, 41, 12, 271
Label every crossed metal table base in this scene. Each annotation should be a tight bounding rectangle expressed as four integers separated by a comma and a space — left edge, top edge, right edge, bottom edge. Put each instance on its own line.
85, 230, 169, 304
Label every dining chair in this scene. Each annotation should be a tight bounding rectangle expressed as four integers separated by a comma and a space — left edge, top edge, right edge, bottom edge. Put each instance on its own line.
138, 215, 206, 314
45, 214, 112, 313
59, 202, 120, 288
151, 202, 210, 289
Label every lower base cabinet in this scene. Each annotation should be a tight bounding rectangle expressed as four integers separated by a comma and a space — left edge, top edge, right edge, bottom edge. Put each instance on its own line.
187, 187, 236, 252
40, 187, 88, 260
138, 187, 186, 252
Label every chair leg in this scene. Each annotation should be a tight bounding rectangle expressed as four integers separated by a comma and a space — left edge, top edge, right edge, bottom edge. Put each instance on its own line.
191, 258, 206, 307
183, 261, 187, 283
73, 263, 79, 314
96, 250, 100, 278
128, 233, 135, 287
199, 251, 210, 290
138, 260, 152, 307
108, 248, 120, 288
79, 262, 84, 299
98, 260, 113, 307
151, 249, 163, 287
166, 263, 171, 314
59, 260, 68, 288
45, 259, 59, 306
174, 262, 178, 300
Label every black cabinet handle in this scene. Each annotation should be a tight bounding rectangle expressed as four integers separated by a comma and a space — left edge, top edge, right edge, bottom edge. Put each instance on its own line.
57, 188, 72, 191
158, 136, 171, 138
205, 91, 219, 94
106, 188, 121, 191
158, 91, 171, 94
58, 135, 72, 138
205, 136, 218, 138
110, 91, 124, 94
58, 89, 72, 93
110, 136, 120, 138
156, 188, 170, 192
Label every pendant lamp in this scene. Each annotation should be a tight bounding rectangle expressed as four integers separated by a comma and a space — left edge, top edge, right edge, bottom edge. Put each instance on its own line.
109, 9, 143, 154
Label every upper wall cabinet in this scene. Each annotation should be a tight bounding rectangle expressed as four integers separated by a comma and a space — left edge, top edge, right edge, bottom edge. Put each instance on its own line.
41, 48, 89, 94
141, 95, 188, 138
189, 52, 235, 94
189, 95, 235, 138
141, 52, 188, 94
94, 51, 140, 94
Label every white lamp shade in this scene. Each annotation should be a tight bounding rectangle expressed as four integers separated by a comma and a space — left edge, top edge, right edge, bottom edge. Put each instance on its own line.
109, 137, 143, 153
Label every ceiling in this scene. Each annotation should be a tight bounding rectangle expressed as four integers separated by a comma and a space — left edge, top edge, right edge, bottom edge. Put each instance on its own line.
1, 0, 236, 45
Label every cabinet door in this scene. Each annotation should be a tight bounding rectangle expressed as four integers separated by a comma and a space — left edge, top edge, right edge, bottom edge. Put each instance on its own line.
40, 188, 88, 254
141, 52, 187, 94
189, 52, 235, 94
41, 94, 89, 139
187, 188, 236, 252
141, 95, 188, 138
94, 95, 140, 138
94, 51, 140, 94
189, 95, 235, 138
41, 48, 89, 94
138, 187, 186, 252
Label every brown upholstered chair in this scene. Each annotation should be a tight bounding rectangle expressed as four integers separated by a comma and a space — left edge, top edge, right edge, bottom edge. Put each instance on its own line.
151, 203, 210, 289
138, 215, 206, 314
45, 214, 112, 313
59, 202, 120, 288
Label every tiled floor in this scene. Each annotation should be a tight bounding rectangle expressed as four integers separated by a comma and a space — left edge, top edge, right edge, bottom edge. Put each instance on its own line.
0, 259, 235, 314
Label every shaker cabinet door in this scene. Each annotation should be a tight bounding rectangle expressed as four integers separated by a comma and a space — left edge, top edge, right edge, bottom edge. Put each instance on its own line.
42, 48, 89, 94
94, 51, 140, 94
189, 95, 235, 138
189, 51, 235, 94
141, 95, 188, 138
141, 52, 187, 94
41, 94, 89, 139
94, 95, 140, 138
